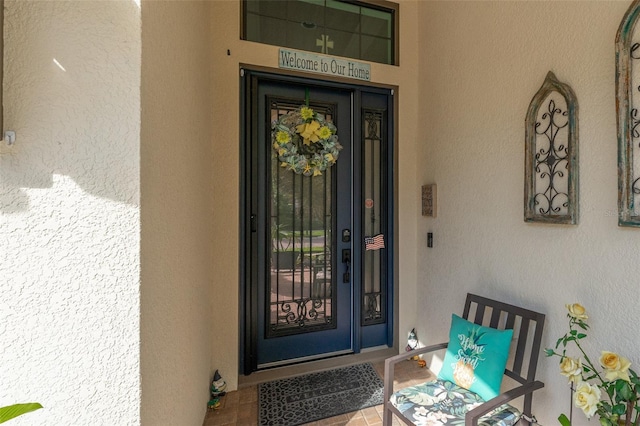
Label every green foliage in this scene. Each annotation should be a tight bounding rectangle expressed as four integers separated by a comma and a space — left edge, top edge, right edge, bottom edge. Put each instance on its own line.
558, 413, 571, 426
0, 403, 42, 424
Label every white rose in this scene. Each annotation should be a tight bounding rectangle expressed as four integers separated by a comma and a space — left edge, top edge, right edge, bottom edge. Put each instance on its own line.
574, 381, 601, 418
559, 356, 582, 383
566, 303, 588, 321
600, 351, 631, 382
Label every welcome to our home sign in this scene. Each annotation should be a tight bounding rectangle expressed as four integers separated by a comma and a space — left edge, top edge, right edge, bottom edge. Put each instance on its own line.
278, 48, 371, 82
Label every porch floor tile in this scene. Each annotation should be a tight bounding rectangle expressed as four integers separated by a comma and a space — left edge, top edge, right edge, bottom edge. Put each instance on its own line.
203, 358, 434, 426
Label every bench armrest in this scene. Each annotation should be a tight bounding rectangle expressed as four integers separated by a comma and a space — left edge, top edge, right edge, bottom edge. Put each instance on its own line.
465, 380, 545, 426
383, 342, 448, 403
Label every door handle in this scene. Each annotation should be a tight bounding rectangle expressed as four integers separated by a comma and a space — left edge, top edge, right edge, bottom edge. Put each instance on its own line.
342, 249, 351, 283
342, 249, 351, 264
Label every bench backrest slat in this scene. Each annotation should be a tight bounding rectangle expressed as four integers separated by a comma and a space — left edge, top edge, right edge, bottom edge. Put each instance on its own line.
462, 293, 546, 384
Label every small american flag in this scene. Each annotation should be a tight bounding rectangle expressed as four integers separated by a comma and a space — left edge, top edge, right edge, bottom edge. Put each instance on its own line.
364, 234, 385, 251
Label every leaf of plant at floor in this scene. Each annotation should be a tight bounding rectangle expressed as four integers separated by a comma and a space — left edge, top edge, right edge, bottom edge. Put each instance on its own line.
0, 403, 43, 424
558, 413, 571, 426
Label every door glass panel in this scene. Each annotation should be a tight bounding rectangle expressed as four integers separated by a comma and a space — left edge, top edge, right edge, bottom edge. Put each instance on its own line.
362, 109, 385, 324
267, 101, 336, 338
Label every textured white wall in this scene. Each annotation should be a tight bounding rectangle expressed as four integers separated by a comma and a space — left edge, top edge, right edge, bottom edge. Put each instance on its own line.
418, 2, 640, 425
140, 1, 214, 425
11, 2, 623, 425
0, 1, 141, 425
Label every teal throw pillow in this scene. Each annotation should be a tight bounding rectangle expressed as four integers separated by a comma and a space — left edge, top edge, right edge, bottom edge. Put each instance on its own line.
437, 313, 513, 401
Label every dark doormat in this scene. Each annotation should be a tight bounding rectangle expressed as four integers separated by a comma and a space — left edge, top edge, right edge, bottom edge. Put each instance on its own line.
258, 362, 384, 425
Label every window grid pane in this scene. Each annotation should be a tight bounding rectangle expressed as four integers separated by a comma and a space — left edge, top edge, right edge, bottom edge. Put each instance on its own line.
243, 0, 396, 65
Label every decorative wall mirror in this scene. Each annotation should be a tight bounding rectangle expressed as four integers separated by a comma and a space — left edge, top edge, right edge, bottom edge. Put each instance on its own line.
616, 0, 640, 227
524, 71, 579, 224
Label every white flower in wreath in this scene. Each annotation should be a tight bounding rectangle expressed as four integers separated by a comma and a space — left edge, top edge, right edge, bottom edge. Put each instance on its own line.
271, 105, 342, 176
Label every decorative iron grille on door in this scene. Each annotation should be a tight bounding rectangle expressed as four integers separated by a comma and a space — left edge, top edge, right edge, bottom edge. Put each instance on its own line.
616, 0, 640, 227
362, 109, 386, 324
267, 98, 336, 338
524, 71, 579, 225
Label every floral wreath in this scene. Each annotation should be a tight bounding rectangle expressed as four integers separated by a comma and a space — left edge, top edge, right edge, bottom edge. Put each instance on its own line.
272, 105, 342, 176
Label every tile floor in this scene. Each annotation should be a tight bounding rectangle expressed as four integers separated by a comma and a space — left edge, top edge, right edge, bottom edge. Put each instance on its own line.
203, 359, 435, 426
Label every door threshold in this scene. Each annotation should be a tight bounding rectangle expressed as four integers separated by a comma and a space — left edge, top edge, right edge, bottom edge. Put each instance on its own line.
257, 349, 354, 370
238, 347, 396, 388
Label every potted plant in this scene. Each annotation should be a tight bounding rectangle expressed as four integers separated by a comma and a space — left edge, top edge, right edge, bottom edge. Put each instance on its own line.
271, 223, 298, 269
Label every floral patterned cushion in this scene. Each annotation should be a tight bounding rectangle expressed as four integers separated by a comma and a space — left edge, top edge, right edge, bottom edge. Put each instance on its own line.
390, 379, 521, 426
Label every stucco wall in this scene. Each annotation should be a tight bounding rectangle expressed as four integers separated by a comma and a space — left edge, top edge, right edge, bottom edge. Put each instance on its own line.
418, 2, 640, 424
140, 1, 214, 425
210, 0, 421, 389
0, 1, 141, 425
8, 1, 623, 425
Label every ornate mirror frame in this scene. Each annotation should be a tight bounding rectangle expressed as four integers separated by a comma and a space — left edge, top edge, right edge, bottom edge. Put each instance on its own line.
524, 71, 579, 225
616, 0, 640, 227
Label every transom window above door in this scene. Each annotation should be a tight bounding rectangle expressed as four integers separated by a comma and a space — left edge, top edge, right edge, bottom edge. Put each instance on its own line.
242, 0, 398, 65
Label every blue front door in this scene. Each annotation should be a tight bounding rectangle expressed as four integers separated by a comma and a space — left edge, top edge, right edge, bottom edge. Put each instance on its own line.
241, 70, 393, 372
